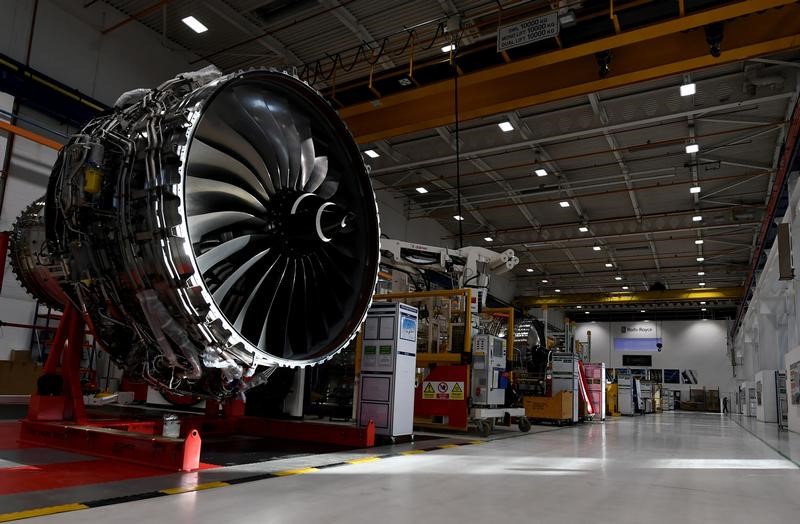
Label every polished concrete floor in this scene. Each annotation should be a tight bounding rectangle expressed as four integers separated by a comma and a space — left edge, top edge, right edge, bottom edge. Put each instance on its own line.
25, 412, 800, 523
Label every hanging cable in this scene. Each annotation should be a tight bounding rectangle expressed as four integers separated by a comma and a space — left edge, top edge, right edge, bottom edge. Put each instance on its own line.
453, 40, 463, 248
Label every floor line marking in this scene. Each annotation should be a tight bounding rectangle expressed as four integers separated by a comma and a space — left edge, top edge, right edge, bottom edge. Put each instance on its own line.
160, 481, 230, 495
346, 456, 381, 465
0, 503, 88, 522
0, 438, 494, 521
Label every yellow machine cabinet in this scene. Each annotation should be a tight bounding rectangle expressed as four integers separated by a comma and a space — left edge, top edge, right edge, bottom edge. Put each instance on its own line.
606, 383, 620, 416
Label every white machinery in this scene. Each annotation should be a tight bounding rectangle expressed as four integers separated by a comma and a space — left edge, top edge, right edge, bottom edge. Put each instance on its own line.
358, 302, 419, 438
469, 334, 529, 435
471, 335, 507, 406
755, 370, 780, 423
380, 239, 519, 308
585, 363, 606, 421
551, 352, 580, 423
618, 369, 642, 416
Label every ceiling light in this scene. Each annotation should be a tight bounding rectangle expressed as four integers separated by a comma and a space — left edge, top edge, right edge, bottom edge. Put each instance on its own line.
182, 16, 208, 33
701, 308, 707, 311
686, 143, 700, 154
364, 149, 380, 158
526, 268, 534, 273
593, 246, 602, 251
695, 239, 704, 245
622, 286, 629, 290
441, 43, 456, 53
640, 310, 646, 313
690, 185, 701, 194
692, 215, 703, 222
697, 257, 705, 262
559, 201, 570, 208
578, 226, 589, 233
541, 279, 549, 283
614, 276, 622, 281
680, 83, 696, 96
555, 289, 561, 293
398, 77, 412, 86
498, 121, 514, 132
605, 263, 613, 268
415, 187, 428, 194
585, 311, 590, 315
484, 236, 493, 242
535, 168, 548, 177
699, 282, 706, 286
453, 215, 464, 221
576, 305, 582, 309
698, 271, 705, 276
700, 301, 706, 305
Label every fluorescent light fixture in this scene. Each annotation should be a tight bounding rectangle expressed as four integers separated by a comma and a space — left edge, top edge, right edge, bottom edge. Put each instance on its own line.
697, 257, 705, 262
559, 201, 570, 208
415, 187, 428, 194
364, 149, 380, 158
484, 236, 494, 242
690, 185, 701, 194
614, 276, 623, 281
585, 311, 590, 314
693, 215, 703, 222
182, 16, 208, 33
541, 279, 549, 283
605, 263, 613, 268
441, 43, 456, 53
680, 83, 696, 96
698, 271, 705, 276
695, 239, 704, 245
498, 121, 514, 132
593, 246, 602, 251
555, 289, 561, 293
622, 286, 629, 290
453, 215, 464, 221
526, 268, 534, 273
701, 308, 707, 311
640, 310, 646, 313
578, 226, 589, 233
700, 301, 706, 305
686, 143, 700, 154
535, 168, 548, 177
576, 305, 582, 309
699, 282, 706, 286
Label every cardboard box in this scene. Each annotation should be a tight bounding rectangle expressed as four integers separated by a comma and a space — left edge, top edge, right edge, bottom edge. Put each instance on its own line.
523, 391, 573, 421
10, 350, 31, 363
0, 361, 42, 395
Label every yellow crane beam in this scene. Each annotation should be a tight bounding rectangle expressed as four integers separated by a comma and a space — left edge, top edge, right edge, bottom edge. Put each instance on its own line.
341, 0, 800, 143
515, 287, 744, 308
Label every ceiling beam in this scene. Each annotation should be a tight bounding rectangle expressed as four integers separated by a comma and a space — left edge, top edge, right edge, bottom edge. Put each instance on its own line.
203, 0, 300, 65
515, 287, 744, 307
341, 1, 800, 143
368, 91, 795, 175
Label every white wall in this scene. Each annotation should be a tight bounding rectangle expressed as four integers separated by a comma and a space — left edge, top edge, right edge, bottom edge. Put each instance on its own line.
575, 320, 736, 397
732, 174, 800, 390
785, 346, 800, 434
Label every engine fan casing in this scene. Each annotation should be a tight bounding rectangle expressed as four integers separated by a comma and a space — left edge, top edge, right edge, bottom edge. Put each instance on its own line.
12, 69, 380, 398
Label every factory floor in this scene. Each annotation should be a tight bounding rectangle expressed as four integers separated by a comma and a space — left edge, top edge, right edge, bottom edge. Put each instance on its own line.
6, 411, 800, 523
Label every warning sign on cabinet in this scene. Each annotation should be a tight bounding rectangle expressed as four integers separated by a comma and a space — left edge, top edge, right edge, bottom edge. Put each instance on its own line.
422, 381, 465, 400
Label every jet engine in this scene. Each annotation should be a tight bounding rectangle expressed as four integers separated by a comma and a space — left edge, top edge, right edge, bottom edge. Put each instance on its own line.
10, 68, 380, 399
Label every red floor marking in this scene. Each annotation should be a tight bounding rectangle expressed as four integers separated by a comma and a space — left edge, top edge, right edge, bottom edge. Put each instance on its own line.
0, 459, 168, 495
0, 422, 31, 450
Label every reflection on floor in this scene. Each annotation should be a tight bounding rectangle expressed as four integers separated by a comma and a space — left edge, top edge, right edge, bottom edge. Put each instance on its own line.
729, 413, 800, 465
14, 412, 800, 524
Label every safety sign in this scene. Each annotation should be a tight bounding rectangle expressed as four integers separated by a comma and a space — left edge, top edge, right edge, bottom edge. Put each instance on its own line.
422, 381, 465, 400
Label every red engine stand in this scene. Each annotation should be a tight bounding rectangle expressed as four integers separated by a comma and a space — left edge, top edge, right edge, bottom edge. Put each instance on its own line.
19, 303, 201, 471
